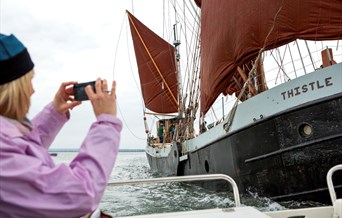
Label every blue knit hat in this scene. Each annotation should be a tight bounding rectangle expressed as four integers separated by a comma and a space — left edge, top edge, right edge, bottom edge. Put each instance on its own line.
0, 34, 34, 85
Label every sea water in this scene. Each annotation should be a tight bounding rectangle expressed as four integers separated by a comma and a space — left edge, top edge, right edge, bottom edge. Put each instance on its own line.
52, 152, 323, 217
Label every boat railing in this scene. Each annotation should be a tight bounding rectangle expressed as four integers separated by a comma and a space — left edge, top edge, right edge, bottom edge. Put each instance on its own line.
327, 164, 342, 204
107, 174, 241, 207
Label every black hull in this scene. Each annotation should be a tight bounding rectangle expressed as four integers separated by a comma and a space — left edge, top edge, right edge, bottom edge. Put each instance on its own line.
147, 94, 342, 204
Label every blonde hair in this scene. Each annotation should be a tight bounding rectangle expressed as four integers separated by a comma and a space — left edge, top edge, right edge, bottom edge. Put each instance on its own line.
0, 70, 34, 121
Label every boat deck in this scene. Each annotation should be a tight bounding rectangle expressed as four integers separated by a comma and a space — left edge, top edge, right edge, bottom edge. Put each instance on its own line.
150, 143, 172, 148
118, 207, 271, 218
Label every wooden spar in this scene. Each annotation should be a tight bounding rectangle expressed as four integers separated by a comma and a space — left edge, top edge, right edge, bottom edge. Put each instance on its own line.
256, 58, 268, 92
237, 66, 257, 96
144, 111, 177, 117
321, 47, 337, 67
127, 12, 179, 109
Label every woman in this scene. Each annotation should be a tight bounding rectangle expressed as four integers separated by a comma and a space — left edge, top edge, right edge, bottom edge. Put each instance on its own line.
0, 33, 122, 218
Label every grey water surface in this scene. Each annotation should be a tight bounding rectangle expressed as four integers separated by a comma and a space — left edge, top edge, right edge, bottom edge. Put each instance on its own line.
53, 152, 323, 217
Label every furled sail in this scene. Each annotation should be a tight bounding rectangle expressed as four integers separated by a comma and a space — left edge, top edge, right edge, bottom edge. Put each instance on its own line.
127, 11, 179, 113
198, 0, 342, 114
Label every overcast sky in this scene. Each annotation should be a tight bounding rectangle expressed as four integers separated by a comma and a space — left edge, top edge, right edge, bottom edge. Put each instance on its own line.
2, 1, 340, 150
0, 0, 168, 149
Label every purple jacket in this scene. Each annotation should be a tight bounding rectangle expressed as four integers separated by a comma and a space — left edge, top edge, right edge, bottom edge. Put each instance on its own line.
0, 103, 122, 218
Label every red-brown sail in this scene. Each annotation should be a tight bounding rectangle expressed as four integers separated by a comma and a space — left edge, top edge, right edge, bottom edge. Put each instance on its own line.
198, 0, 342, 115
127, 11, 179, 113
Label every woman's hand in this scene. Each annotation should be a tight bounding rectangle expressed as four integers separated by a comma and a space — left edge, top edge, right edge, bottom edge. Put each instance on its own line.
85, 78, 117, 117
53, 81, 82, 115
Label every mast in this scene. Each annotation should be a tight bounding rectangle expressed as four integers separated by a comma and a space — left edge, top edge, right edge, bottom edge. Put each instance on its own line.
173, 23, 183, 117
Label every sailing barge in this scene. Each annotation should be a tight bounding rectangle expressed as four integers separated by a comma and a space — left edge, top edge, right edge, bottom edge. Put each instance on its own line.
127, 0, 342, 203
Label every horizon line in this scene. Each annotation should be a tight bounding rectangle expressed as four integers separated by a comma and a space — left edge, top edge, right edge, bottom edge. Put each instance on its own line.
49, 148, 145, 152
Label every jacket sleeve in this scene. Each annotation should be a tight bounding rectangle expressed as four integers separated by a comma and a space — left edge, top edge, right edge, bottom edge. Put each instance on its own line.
0, 114, 122, 218
70, 114, 123, 209
30, 102, 69, 149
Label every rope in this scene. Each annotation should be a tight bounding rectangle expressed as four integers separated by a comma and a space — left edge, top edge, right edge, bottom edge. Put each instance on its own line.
117, 101, 146, 141
111, 11, 146, 141
112, 13, 126, 80
125, 16, 146, 112
224, 0, 285, 132
127, 12, 179, 109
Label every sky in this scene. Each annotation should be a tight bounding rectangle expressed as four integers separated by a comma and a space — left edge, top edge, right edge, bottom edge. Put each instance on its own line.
0, 0, 169, 149
2, 1, 341, 149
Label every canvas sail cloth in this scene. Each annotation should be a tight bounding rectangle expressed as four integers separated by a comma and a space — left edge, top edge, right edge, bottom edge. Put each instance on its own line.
127, 11, 179, 114
198, 0, 342, 115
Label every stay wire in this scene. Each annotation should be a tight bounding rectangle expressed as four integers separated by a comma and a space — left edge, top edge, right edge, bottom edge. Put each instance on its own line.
225, 0, 285, 131
112, 12, 126, 81
125, 12, 147, 113
117, 101, 146, 141
125, 12, 154, 136
112, 11, 146, 141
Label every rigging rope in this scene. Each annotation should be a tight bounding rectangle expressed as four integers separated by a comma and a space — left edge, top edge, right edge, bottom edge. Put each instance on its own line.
112, 11, 146, 141
127, 12, 179, 109
224, 0, 285, 132
124, 14, 152, 136
112, 13, 126, 80
117, 101, 146, 141
125, 16, 146, 112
